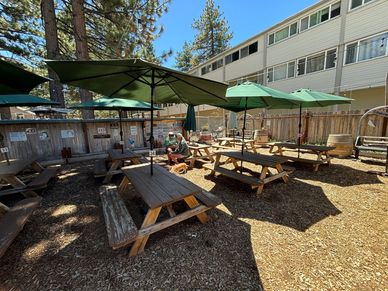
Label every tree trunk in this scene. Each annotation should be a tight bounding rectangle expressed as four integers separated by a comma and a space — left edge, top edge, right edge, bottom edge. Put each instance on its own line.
40, 0, 65, 107
71, 0, 94, 119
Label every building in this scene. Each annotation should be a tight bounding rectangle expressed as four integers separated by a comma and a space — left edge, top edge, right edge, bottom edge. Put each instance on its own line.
161, 0, 388, 120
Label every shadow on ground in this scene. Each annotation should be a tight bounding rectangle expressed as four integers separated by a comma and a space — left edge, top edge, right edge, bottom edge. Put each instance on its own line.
0, 161, 264, 290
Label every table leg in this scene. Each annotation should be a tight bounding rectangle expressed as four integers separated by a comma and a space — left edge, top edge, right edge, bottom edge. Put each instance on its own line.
189, 149, 198, 169
250, 141, 257, 153
129, 207, 162, 256
131, 158, 141, 165
4, 176, 37, 197
30, 161, 44, 172
204, 148, 214, 162
103, 160, 121, 184
231, 158, 239, 169
118, 176, 129, 194
0, 202, 9, 212
275, 164, 289, 183
183, 195, 209, 224
166, 204, 176, 217
256, 166, 268, 195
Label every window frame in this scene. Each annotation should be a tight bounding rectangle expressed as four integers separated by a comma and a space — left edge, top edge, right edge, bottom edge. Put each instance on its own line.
267, 21, 298, 46
349, 0, 376, 10
344, 31, 388, 66
299, 1, 341, 33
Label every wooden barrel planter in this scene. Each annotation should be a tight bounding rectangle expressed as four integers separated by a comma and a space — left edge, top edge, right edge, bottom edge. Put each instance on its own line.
327, 134, 353, 158
253, 129, 269, 144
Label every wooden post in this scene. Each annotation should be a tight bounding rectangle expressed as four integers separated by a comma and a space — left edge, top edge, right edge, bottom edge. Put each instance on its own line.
81, 121, 90, 154
382, 72, 388, 136
303, 112, 310, 144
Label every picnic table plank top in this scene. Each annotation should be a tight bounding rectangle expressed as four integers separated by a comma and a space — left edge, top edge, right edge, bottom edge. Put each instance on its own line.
216, 150, 287, 167
108, 149, 140, 161
218, 137, 254, 143
272, 142, 335, 152
122, 163, 202, 209
0, 157, 37, 177
188, 143, 212, 150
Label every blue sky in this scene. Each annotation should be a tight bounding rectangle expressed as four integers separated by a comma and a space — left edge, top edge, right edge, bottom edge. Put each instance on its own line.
154, 0, 318, 68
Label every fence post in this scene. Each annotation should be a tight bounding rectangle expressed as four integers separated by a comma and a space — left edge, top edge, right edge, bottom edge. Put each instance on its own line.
81, 121, 90, 154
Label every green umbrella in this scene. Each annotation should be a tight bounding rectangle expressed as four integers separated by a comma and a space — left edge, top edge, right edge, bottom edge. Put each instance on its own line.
183, 104, 196, 132
0, 59, 49, 94
70, 97, 161, 153
46, 59, 228, 175
212, 82, 301, 171
288, 89, 353, 157
0, 94, 58, 107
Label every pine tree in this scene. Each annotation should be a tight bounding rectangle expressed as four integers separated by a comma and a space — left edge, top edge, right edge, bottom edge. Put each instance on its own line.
175, 41, 195, 72
192, 0, 232, 64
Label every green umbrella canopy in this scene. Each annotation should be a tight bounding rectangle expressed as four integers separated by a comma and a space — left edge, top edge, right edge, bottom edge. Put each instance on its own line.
0, 59, 49, 94
70, 97, 161, 111
290, 88, 353, 108
46, 59, 228, 105
183, 104, 196, 131
0, 94, 58, 107
212, 81, 302, 112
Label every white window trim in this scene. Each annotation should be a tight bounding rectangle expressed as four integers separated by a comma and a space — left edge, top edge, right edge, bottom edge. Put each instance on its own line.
299, 2, 341, 35
349, 0, 377, 11
267, 21, 298, 46
343, 31, 388, 66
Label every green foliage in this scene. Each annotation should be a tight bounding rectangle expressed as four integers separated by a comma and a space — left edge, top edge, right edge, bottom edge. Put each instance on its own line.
174, 41, 195, 72
192, 0, 232, 64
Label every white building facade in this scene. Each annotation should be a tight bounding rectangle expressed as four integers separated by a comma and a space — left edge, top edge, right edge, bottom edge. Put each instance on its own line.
161, 0, 388, 117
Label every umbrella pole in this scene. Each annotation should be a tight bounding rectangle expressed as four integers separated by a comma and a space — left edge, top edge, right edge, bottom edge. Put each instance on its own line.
150, 69, 155, 176
298, 104, 302, 158
119, 109, 124, 154
240, 97, 248, 173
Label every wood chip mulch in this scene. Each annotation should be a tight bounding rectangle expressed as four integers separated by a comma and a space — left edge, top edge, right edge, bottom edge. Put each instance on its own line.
0, 150, 387, 290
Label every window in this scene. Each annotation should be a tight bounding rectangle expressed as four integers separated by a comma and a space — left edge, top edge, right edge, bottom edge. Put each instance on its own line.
300, 2, 341, 33
275, 27, 289, 42
345, 43, 358, 64
350, 0, 364, 9
301, 17, 309, 32
306, 52, 325, 73
330, 2, 341, 18
267, 68, 274, 82
268, 34, 275, 45
201, 67, 206, 75
288, 61, 295, 78
345, 32, 388, 65
232, 51, 239, 62
297, 59, 306, 75
225, 54, 232, 65
240, 46, 249, 58
358, 33, 388, 61
268, 22, 298, 45
320, 7, 330, 22
325, 49, 337, 69
257, 70, 264, 85
351, 0, 375, 9
290, 23, 298, 36
211, 59, 223, 71
201, 64, 212, 75
274, 64, 287, 81
249, 42, 258, 54
309, 12, 318, 27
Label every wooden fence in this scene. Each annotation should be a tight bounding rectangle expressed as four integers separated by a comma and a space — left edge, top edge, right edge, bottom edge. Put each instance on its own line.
239, 111, 388, 144
0, 117, 183, 160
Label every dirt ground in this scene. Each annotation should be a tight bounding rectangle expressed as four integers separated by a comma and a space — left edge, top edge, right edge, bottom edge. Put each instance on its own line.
0, 149, 387, 290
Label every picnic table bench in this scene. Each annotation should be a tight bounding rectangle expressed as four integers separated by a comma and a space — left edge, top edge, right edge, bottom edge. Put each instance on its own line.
269, 142, 334, 172
100, 163, 221, 256
0, 196, 42, 258
0, 158, 58, 199
203, 150, 289, 194
214, 137, 257, 153
96, 149, 141, 183
187, 143, 214, 168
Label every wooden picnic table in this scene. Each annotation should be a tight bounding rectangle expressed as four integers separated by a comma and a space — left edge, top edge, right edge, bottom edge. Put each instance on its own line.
214, 137, 257, 153
102, 149, 141, 184
203, 150, 289, 194
188, 143, 214, 168
269, 142, 335, 171
116, 163, 220, 256
0, 157, 44, 200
